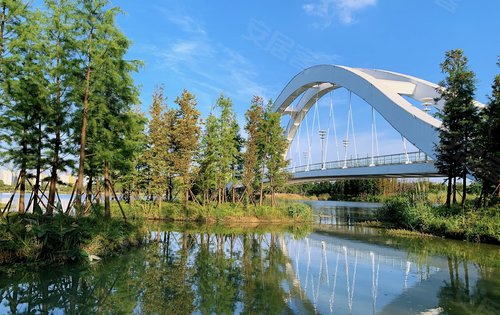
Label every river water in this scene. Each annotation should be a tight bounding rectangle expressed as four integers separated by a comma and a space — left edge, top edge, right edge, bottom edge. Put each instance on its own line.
1, 201, 499, 314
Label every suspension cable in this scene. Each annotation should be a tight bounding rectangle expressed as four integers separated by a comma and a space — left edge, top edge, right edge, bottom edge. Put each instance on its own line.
305, 111, 311, 169
296, 112, 303, 166
325, 90, 340, 162
349, 91, 358, 160
313, 87, 321, 164
374, 110, 380, 156
343, 91, 351, 168
371, 107, 375, 166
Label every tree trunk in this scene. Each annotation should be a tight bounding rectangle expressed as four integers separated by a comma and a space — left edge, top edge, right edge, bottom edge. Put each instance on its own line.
85, 175, 93, 210
130, 186, 135, 208
33, 119, 42, 213
452, 177, 457, 205
259, 163, 265, 206
270, 178, 274, 207
158, 196, 162, 217
18, 124, 28, 214
95, 179, 101, 206
104, 160, 110, 219
446, 176, 452, 208
0, 1, 6, 55
461, 171, 467, 207
47, 36, 62, 215
76, 25, 94, 212
18, 169, 26, 214
168, 175, 173, 202
231, 166, 236, 204
47, 128, 60, 214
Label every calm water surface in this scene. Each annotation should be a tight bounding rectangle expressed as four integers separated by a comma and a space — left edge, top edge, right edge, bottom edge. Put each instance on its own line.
1, 200, 499, 314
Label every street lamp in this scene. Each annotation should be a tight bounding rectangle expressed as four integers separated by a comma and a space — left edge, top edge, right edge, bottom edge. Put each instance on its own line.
319, 130, 326, 170
342, 139, 349, 169
303, 151, 310, 171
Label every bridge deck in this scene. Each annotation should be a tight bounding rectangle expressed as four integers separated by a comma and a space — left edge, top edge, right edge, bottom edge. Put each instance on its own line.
287, 152, 441, 183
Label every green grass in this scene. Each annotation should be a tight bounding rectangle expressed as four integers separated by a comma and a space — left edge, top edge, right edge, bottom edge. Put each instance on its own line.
0, 212, 146, 265
375, 196, 500, 243
111, 201, 314, 223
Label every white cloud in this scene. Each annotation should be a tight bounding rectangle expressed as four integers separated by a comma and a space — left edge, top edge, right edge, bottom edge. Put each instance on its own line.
167, 15, 206, 35
303, 0, 377, 27
171, 40, 212, 56
139, 37, 269, 118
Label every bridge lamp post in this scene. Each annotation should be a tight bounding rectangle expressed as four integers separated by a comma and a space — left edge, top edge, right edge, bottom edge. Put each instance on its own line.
319, 130, 326, 170
342, 139, 349, 169
303, 151, 310, 171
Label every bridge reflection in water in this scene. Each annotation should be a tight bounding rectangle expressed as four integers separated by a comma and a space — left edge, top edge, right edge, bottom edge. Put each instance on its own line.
1, 223, 499, 314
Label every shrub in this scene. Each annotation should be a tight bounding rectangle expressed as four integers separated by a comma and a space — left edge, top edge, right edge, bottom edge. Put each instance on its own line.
287, 203, 313, 220
376, 196, 500, 243
0, 213, 145, 265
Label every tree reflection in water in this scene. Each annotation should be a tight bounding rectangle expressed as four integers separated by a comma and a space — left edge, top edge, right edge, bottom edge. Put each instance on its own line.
0, 228, 303, 314
438, 257, 500, 315
1, 224, 499, 314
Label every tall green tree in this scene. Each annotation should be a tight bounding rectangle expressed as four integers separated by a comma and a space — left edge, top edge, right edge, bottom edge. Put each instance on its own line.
197, 94, 241, 205
145, 86, 173, 211
172, 90, 201, 210
74, 0, 109, 210
117, 109, 148, 209
435, 49, 479, 208
473, 60, 500, 206
43, 0, 80, 214
258, 101, 289, 207
215, 94, 241, 204
0, 2, 47, 213
83, 4, 141, 219
242, 96, 264, 205
197, 113, 219, 205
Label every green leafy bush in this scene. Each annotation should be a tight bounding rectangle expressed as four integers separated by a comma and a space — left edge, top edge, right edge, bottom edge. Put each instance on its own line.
0, 213, 145, 265
376, 196, 500, 243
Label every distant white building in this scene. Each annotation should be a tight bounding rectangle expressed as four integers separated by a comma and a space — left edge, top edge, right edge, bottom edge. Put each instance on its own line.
0, 169, 15, 186
59, 172, 76, 185
0, 168, 76, 187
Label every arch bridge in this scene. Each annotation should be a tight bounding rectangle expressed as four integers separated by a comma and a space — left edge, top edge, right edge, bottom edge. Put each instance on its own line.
273, 65, 483, 183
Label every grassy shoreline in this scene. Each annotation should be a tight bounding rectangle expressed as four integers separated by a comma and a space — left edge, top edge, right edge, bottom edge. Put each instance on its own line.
113, 201, 314, 223
373, 197, 500, 244
0, 213, 146, 266
0, 201, 313, 266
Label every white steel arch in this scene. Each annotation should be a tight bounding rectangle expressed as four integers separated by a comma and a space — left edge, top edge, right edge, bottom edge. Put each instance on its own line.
274, 65, 484, 159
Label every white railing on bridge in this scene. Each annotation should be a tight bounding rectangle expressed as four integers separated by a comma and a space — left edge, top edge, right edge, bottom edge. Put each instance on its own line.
288, 151, 431, 173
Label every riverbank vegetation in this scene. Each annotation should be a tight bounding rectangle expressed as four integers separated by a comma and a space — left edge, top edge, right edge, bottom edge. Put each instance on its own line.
372, 50, 500, 243
0, 0, 291, 219
376, 196, 500, 243
284, 178, 449, 202
0, 0, 306, 264
112, 202, 313, 223
0, 212, 145, 265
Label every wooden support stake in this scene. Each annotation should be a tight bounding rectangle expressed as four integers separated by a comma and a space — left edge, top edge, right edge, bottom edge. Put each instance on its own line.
108, 179, 127, 223
1, 174, 22, 216
189, 189, 202, 206
65, 180, 78, 215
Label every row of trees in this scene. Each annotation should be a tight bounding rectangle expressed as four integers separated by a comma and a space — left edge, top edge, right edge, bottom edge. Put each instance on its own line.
0, 0, 145, 217
286, 178, 441, 200
435, 49, 500, 208
143, 91, 288, 210
0, 0, 289, 218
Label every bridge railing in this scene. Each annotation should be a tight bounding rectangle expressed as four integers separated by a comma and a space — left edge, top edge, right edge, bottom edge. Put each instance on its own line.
288, 151, 432, 173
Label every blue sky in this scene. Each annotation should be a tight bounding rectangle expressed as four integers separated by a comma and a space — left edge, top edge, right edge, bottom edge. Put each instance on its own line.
115, 0, 500, 164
